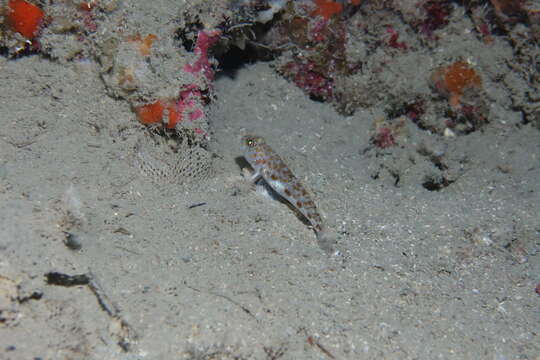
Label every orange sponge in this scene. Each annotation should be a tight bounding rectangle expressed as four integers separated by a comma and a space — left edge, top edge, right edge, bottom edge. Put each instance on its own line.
128, 33, 158, 56
135, 100, 182, 129
136, 101, 165, 126
7, 0, 45, 39
432, 61, 482, 108
311, 0, 343, 20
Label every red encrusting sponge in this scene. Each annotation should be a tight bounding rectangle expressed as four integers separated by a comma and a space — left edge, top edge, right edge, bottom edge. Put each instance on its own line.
7, 0, 45, 39
135, 100, 182, 130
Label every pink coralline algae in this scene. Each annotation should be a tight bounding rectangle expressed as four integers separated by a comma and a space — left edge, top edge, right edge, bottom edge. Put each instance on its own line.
386, 26, 408, 50
136, 30, 219, 137
183, 30, 221, 81
373, 127, 396, 148
175, 30, 220, 136
282, 61, 334, 100
273, 1, 359, 107
418, 1, 452, 37
135, 85, 206, 131
176, 84, 205, 122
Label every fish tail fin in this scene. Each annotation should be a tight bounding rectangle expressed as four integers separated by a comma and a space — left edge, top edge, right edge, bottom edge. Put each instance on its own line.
315, 228, 342, 257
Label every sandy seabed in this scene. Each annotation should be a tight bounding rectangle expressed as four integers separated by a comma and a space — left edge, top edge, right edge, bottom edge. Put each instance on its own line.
0, 1, 539, 359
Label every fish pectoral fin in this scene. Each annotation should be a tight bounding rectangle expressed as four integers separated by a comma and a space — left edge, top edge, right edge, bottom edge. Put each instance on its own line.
242, 167, 262, 184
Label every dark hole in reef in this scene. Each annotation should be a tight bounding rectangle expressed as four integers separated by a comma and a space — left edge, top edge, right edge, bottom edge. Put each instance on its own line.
18, 290, 43, 303
45, 272, 91, 287
0, 42, 41, 59
214, 21, 278, 78
308, 93, 327, 103
431, 158, 447, 171
214, 44, 261, 77
392, 173, 400, 187
422, 176, 454, 191
175, 20, 204, 52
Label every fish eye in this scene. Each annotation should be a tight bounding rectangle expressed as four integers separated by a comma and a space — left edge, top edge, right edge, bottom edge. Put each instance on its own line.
246, 138, 255, 147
